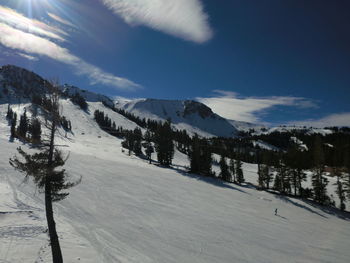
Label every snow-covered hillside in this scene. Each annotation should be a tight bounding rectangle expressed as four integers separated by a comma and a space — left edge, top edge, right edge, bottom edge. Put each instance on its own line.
1, 100, 350, 263
254, 125, 333, 136
116, 98, 239, 137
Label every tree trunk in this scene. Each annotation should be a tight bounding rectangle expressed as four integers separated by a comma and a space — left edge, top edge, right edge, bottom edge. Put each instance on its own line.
46, 117, 63, 262
294, 171, 297, 196
45, 180, 63, 263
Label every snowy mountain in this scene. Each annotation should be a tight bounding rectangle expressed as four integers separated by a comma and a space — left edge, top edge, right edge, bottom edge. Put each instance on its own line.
227, 119, 265, 132
116, 98, 239, 137
0, 65, 50, 100
0, 65, 349, 262
61, 84, 115, 108
1, 99, 350, 262
254, 125, 333, 136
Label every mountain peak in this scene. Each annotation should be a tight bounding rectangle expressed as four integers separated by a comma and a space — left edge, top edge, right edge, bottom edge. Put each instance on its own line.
0, 64, 49, 99
117, 98, 238, 137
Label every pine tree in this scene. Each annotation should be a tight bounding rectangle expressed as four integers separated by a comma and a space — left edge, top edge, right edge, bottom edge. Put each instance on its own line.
144, 130, 154, 163
274, 161, 291, 194
133, 127, 143, 156
334, 167, 346, 211
284, 146, 308, 196
122, 130, 134, 155
229, 159, 236, 183
189, 135, 212, 176
344, 150, 350, 201
154, 120, 174, 166
17, 109, 28, 140
71, 92, 88, 110
311, 136, 329, 204
264, 165, 273, 190
273, 173, 282, 192
220, 155, 230, 182
189, 134, 201, 173
199, 138, 212, 176
9, 83, 80, 263
235, 159, 244, 184
257, 163, 265, 189
6, 104, 13, 120
10, 112, 17, 139
29, 117, 42, 143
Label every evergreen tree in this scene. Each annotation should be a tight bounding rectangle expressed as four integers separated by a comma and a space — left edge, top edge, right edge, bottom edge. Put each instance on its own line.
189, 135, 212, 176
9, 83, 80, 263
133, 127, 143, 156
145, 144, 154, 164
144, 129, 154, 163
189, 134, 201, 173
10, 112, 17, 139
229, 159, 236, 182
154, 120, 174, 166
122, 130, 135, 155
311, 136, 329, 204
264, 165, 273, 190
274, 161, 291, 194
28, 117, 42, 143
6, 104, 10, 119
334, 167, 346, 211
257, 163, 265, 189
273, 173, 282, 192
6, 104, 14, 120
144, 130, 154, 163
199, 138, 212, 176
235, 159, 244, 184
284, 146, 308, 196
219, 155, 230, 182
71, 92, 88, 110
344, 151, 350, 201
17, 109, 28, 139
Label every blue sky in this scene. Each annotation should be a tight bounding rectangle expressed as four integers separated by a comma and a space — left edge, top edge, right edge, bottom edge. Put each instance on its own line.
0, 0, 349, 127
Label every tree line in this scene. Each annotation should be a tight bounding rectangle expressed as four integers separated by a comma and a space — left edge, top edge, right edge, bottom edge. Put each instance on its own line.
106, 107, 350, 211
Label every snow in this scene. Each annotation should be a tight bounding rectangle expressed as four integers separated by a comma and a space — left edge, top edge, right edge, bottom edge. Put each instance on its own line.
290, 136, 309, 151
227, 119, 265, 132
61, 84, 115, 108
116, 98, 238, 138
1, 101, 350, 263
254, 126, 333, 136
252, 140, 280, 151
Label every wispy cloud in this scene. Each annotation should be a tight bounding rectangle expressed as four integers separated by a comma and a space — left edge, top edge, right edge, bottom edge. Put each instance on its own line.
196, 90, 318, 123
100, 0, 213, 43
47, 12, 78, 29
17, 52, 38, 61
288, 113, 350, 128
0, 6, 140, 90
0, 6, 67, 41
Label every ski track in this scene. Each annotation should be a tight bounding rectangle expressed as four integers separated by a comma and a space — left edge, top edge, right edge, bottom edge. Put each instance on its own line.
0, 101, 349, 262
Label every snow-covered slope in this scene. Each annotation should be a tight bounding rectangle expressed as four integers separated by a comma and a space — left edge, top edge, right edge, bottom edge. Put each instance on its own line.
61, 84, 115, 108
0, 65, 49, 102
254, 126, 333, 136
116, 98, 238, 137
228, 119, 265, 132
1, 101, 350, 263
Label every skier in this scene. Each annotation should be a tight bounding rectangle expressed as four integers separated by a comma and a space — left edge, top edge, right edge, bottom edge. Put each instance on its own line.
275, 208, 278, 215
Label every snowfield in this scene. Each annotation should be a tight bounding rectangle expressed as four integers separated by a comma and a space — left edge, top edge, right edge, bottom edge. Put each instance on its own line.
116, 98, 238, 138
0, 101, 350, 263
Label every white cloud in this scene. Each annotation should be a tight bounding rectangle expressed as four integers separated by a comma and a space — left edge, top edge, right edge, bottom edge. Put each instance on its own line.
0, 6, 67, 41
47, 12, 78, 29
288, 113, 350, 128
100, 0, 213, 43
17, 52, 38, 61
0, 6, 140, 91
196, 90, 318, 123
